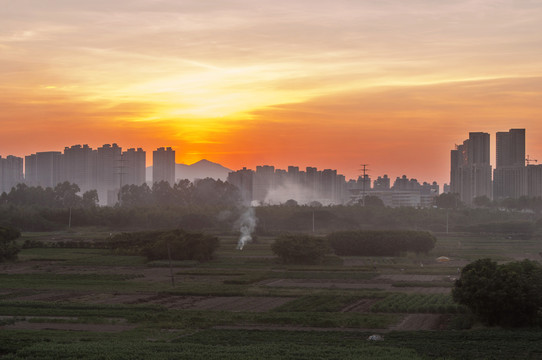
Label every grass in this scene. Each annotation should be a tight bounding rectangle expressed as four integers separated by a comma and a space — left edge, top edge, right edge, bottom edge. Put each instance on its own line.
273, 295, 365, 312
18, 248, 147, 266
0, 273, 155, 292
371, 293, 465, 314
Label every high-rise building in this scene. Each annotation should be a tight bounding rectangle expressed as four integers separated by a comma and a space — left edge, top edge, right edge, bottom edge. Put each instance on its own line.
25, 151, 63, 188
97, 144, 122, 205
496, 129, 525, 168
0, 155, 24, 193
228, 165, 347, 205
122, 148, 146, 186
494, 129, 526, 199
63, 144, 97, 193
227, 167, 254, 202
253, 165, 275, 202
152, 147, 175, 184
527, 165, 542, 198
450, 132, 492, 204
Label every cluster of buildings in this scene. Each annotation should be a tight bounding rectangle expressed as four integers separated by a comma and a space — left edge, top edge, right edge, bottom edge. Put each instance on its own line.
227, 166, 440, 207
1, 144, 175, 205
4, 129, 539, 208
450, 129, 542, 204
227, 165, 349, 205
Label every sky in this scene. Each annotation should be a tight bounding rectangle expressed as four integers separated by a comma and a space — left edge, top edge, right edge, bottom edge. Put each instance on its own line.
2, 0, 542, 185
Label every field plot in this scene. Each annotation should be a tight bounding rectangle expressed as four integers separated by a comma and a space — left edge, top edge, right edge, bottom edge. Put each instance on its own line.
1, 230, 542, 359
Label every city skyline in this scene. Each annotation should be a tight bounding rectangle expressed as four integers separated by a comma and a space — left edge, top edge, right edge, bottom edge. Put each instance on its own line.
3, 1, 542, 185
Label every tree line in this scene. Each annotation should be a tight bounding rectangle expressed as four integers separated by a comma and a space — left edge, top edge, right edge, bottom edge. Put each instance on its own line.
1, 181, 542, 236
272, 230, 437, 264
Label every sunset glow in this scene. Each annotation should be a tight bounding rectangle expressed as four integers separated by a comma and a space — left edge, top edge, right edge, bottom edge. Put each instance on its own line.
3, 0, 542, 184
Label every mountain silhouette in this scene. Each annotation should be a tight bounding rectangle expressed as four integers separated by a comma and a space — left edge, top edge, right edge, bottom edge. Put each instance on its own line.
146, 159, 232, 183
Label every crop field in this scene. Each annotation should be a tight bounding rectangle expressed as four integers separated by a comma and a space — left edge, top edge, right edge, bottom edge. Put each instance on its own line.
1, 228, 542, 359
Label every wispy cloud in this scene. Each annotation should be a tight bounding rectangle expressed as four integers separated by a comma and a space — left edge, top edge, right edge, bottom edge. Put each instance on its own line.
2, 0, 542, 181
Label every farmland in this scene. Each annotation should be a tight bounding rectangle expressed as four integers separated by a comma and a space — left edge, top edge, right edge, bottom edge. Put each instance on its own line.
1, 230, 542, 359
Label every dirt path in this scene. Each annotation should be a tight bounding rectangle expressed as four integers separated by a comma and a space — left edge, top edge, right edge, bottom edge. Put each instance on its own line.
2, 321, 135, 332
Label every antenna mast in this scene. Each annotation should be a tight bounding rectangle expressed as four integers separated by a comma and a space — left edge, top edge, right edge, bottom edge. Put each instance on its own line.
360, 164, 370, 205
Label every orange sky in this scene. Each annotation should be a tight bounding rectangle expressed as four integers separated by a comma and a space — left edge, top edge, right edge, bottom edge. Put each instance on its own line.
2, 1, 542, 185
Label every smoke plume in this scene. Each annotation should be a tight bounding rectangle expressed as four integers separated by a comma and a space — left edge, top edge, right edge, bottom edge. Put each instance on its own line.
236, 206, 257, 250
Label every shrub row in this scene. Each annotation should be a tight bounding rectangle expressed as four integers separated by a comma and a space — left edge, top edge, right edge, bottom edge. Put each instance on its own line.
327, 230, 436, 256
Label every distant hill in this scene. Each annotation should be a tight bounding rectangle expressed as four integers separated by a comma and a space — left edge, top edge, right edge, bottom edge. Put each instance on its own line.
146, 159, 232, 183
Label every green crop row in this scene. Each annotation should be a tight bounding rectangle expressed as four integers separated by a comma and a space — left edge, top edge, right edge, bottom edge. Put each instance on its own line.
371, 293, 466, 314
273, 295, 363, 312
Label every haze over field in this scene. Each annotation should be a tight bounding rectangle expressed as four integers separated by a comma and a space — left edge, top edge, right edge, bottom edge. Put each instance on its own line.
3, 0, 542, 184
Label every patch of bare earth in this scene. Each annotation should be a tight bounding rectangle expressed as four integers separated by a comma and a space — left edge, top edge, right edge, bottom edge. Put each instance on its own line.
2, 321, 135, 332
131, 294, 291, 312
376, 274, 447, 282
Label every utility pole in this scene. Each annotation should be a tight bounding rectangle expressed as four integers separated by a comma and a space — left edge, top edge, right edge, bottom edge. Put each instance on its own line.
116, 154, 127, 206
359, 164, 370, 205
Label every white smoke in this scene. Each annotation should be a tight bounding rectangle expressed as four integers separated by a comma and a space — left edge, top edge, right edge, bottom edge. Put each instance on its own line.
236, 206, 257, 250
263, 182, 315, 205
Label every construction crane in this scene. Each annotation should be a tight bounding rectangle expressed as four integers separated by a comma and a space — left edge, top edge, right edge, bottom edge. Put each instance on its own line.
526, 155, 538, 165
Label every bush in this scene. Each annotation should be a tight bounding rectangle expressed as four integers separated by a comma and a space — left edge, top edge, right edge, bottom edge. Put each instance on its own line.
0, 225, 21, 262
271, 234, 330, 264
327, 230, 436, 256
110, 229, 219, 262
453, 258, 542, 327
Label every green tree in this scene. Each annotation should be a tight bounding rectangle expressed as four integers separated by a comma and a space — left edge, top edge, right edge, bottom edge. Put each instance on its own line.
82, 190, 99, 208
453, 258, 542, 327
53, 182, 81, 208
0, 226, 21, 262
363, 195, 385, 207
473, 195, 492, 208
435, 193, 461, 209
271, 234, 330, 264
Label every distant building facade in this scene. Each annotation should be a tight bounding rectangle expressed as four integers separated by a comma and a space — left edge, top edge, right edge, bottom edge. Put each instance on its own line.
153, 147, 175, 184
122, 148, 146, 186
228, 165, 348, 205
63, 144, 97, 193
0, 155, 24, 194
25, 151, 63, 188
493, 129, 526, 199
450, 132, 493, 204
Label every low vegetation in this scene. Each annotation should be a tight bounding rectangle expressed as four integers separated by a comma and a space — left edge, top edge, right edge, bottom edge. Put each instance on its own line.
271, 234, 330, 264
371, 294, 465, 314
327, 230, 436, 256
110, 229, 219, 262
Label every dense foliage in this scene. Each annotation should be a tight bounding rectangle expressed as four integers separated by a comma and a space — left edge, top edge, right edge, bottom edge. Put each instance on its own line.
0, 225, 21, 261
327, 230, 436, 256
0, 182, 98, 209
2, 181, 542, 235
271, 234, 330, 264
109, 229, 219, 262
453, 258, 542, 327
